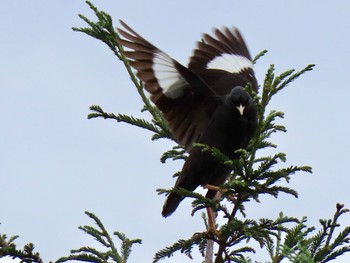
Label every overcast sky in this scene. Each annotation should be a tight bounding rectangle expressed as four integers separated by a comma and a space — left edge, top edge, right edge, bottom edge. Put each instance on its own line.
1, 1, 350, 262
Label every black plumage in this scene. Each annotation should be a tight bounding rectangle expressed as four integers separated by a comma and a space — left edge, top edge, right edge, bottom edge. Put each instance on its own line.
117, 21, 258, 217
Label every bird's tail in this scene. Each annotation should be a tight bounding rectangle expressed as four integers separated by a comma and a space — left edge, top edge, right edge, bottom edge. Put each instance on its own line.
162, 193, 184, 217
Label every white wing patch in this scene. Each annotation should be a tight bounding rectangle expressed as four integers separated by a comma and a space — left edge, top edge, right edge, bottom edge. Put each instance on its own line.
206, 53, 253, 73
153, 51, 187, 99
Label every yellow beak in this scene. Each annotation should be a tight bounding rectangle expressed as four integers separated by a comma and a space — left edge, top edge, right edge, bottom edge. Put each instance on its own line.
236, 104, 245, 116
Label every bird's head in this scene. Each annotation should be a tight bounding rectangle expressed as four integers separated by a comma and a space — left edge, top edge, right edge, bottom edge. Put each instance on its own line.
225, 86, 256, 117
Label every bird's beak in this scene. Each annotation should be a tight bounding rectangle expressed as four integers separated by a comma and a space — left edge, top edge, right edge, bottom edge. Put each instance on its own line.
236, 104, 245, 116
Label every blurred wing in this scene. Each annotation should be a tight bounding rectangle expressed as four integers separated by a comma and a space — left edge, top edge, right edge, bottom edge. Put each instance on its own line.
117, 20, 217, 150
189, 27, 258, 94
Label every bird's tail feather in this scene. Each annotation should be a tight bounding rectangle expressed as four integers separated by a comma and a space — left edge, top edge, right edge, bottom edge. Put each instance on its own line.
162, 193, 184, 217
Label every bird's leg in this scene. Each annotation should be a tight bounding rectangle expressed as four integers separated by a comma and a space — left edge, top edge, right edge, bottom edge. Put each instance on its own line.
203, 184, 237, 202
203, 184, 220, 192
206, 207, 218, 234
202, 184, 219, 234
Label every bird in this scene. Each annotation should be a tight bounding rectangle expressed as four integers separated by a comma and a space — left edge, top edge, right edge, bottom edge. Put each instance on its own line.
116, 20, 258, 218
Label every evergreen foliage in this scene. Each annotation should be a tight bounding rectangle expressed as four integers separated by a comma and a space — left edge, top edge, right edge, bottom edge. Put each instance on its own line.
0, 232, 43, 263
1, 1, 349, 263
56, 211, 141, 263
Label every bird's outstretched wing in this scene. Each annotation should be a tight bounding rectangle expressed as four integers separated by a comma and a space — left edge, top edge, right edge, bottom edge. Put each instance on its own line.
117, 20, 218, 151
189, 27, 258, 95
117, 21, 259, 217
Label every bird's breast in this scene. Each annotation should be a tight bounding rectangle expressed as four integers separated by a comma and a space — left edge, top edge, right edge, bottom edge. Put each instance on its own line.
199, 113, 254, 157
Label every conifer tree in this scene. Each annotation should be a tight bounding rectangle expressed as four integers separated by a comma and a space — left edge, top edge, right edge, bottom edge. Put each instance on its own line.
1, 1, 350, 263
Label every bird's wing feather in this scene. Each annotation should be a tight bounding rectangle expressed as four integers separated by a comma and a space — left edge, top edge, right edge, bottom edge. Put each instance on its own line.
117, 20, 217, 150
188, 27, 258, 94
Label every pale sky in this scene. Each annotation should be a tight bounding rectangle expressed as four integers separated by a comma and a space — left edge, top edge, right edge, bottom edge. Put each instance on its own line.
1, 1, 350, 262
